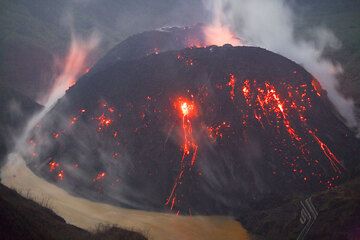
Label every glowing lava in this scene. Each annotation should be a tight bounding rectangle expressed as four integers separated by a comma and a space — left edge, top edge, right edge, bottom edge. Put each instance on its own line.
227, 74, 236, 101
97, 114, 112, 127
207, 122, 231, 142
52, 132, 60, 139
94, 171, 106, 182
166, 98, 198, 211
311, 79, 322, 97
178, 99, 198, 166
48, 160, 59, 172
225, 76, 343, 185
309, 130, 343, 173
57, 170, 64, 180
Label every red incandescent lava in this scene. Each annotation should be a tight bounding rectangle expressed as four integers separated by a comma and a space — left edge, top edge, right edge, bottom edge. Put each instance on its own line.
94, 171, 107, 182
308, 130, 343, 173
228, 74, 236, 101
225, 74, 343, 186
162, 73, 342, 212
166, 98, 198, 210
96, 113, 113, 130
207, 121, 232, 142
48, 160, 59, 172
29, 49, 348, 213
57, 170, 64, 181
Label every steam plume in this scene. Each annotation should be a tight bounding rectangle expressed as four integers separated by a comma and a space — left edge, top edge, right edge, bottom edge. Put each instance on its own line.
203, 0, 241, 46
17, 32, 100, 153
40, 32, 100, 106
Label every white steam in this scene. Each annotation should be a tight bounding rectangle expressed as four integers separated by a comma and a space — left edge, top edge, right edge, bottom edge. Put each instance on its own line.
39, 32, 100, 106
204, 0, 358, 132
17, 32, 100, 153
202, 0, 241, 46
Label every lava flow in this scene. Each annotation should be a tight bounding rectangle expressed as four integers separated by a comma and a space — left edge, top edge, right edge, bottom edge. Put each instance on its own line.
309, 129, 344, 173
231, 76, 344, 185
166, 98, 198, 211
228, 74, 236, 101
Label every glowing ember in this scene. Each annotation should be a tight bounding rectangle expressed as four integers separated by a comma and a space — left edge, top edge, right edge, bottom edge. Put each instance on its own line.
48, 160, 59, 172
57, 170, 64, 180
227, 74, 236, 101
96, 113, 113, 130
52, 132, 60, 139
94, 171, 106, 181
113, 131, 119, 138
186, 59, 194, 66
112, 152, 120, 159
207, 122, 231, 142
70, 116, 78, 125
242, 80, 251, 105
151, 48, 160, 55
311, 79, 322, 97
181, 102, 191, 116
108, 107, 115, 113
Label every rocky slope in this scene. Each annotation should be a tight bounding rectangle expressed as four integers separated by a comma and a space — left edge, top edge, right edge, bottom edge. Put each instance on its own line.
24, 45, 360, 216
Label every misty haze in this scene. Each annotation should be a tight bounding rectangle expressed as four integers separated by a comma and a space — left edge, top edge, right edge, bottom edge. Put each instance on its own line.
0, 1, 359, 240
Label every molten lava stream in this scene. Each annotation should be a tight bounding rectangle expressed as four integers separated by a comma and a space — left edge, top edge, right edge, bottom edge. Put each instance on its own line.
227, 74, 236, 101
166, 98, 198, 211
224, 77, 342, 184
308, 129, 343, 173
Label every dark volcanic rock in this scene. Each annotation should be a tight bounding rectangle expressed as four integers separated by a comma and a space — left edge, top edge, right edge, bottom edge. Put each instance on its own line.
0, 184, 88, 240
0, 183, 147, 240
240, 176, 360, 239
92, 24, 207, 73
25, 45, 360, 216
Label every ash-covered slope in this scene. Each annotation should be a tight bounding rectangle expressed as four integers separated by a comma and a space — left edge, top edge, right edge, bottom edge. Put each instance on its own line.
92, 24, 207, 73
25, 45, 360, 215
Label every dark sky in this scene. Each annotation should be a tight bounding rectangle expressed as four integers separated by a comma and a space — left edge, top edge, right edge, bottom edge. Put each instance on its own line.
65, 0, 207, 39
